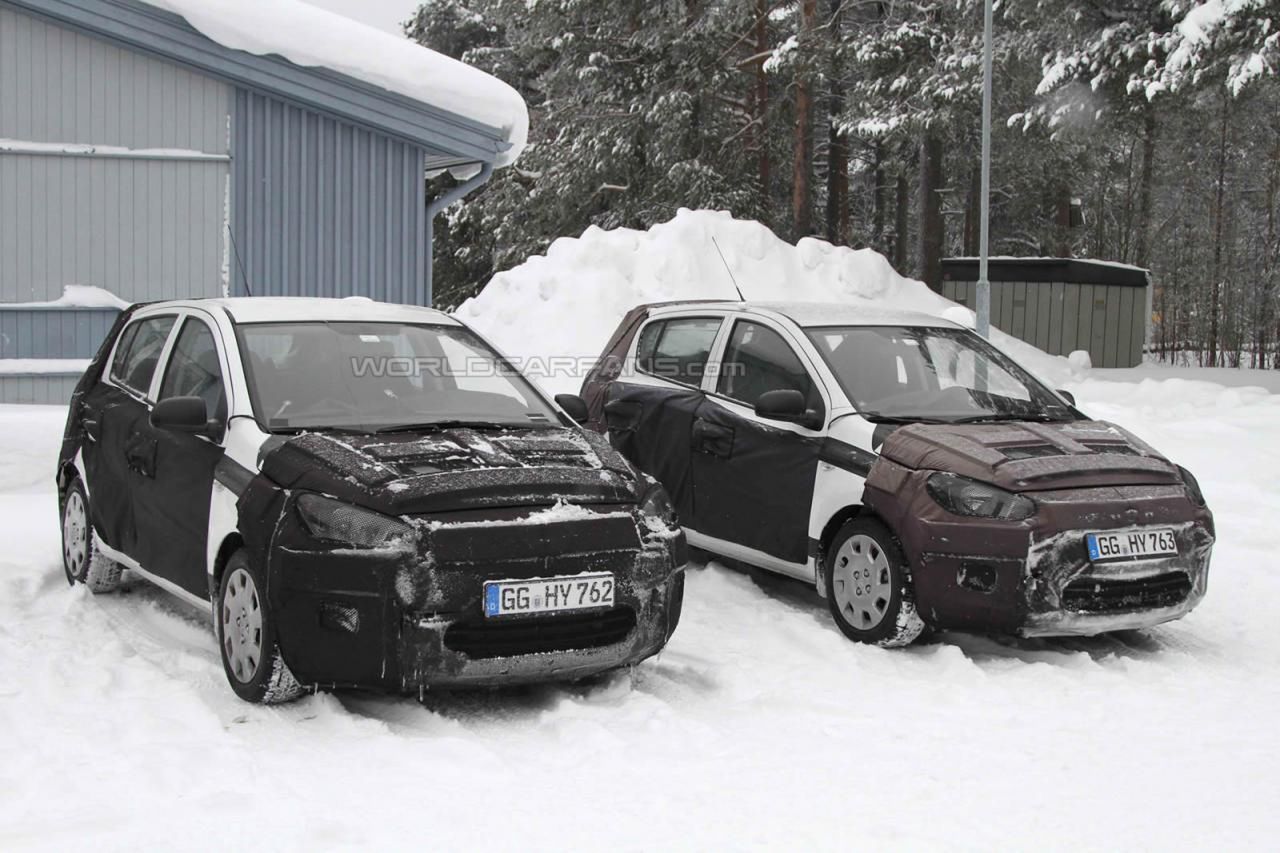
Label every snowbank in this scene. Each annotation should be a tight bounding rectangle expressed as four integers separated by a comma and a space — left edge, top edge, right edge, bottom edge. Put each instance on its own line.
2, 370, 1279, 846
0, 359, 91, 376
455, 209, 1079, 394
140, 0, 528, 166
0, 285, 129, 310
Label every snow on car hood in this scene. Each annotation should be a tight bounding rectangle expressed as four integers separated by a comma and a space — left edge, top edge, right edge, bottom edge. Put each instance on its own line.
257, 426, 641, 514
877, 419, 1184, 492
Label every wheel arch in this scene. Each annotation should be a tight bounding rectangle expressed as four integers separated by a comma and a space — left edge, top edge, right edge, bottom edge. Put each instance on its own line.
209, 532, 244, 602
816, 504, 907, 596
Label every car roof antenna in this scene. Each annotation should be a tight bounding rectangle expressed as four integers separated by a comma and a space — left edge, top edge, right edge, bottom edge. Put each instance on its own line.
711, 237, 746, 302
227, 228, 255, 297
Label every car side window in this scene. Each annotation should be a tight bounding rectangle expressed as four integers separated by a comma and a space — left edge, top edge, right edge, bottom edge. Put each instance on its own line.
718, 321, 823, 416
637, 317, 722, 386
111, 316, 176, 398
159, 318, 227, 420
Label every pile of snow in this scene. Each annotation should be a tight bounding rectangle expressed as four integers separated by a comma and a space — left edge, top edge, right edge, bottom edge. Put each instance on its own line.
0, 285, 129, 310
141, 0, 528, 166
456, 209, 1080, 394
0, 359, 91, 376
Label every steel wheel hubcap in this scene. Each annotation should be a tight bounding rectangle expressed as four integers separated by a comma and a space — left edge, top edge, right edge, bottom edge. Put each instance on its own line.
63, 492, 88, 577
222, 568, 263, 683
833, 534, 893, 631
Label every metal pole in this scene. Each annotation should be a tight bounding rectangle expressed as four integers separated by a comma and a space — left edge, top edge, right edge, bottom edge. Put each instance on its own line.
423, 161, 495, 307
976, 0, 993, 339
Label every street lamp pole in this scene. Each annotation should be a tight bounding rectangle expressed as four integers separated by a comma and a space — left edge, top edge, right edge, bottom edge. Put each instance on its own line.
976, 0, 993, 339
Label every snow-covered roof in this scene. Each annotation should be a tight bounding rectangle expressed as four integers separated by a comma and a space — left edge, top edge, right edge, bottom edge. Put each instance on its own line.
138, 0, 527, 167
649, 301, 956, 329
151, 297, 459, 325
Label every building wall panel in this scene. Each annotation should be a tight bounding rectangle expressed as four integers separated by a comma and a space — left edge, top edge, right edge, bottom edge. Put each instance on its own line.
0, 4, 230, 152
0, 4, 232, 307
0, 152, 229, 303
0, 373, 81, 404
0, 307, 120, 358
232, 89, 428, 304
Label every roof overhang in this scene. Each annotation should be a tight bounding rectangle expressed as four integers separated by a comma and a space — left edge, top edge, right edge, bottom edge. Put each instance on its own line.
942, 258, 1150, 288
4, 0, 509, 169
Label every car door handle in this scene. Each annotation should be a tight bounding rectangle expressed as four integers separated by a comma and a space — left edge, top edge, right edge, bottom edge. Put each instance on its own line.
692, 419, 734, 458
82, 418, 101, 442
124, 433, 158, 479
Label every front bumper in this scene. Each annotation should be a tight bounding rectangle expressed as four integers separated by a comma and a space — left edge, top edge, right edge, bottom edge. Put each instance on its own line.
864, 468, 1215, 637
263, 502, 687, 692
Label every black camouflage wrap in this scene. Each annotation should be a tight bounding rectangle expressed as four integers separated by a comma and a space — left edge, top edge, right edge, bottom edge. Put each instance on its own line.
238, 425, 688, 691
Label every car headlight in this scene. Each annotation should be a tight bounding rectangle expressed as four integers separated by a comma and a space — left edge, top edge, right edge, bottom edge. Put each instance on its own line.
926, 473, 1036, 521
296, 494, 416, 549
1177, 465, 1207, 507
639, 484, 678, 531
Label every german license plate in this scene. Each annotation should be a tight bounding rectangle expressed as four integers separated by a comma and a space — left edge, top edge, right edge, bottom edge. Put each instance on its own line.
1086, 528, 1178, 562
483, 573, 615, 618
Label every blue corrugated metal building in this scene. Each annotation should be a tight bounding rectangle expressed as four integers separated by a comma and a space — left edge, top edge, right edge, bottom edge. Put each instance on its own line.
0, 0, 515, 402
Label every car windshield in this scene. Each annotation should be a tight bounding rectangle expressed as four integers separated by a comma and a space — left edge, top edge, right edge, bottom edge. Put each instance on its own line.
235, 322, 560, 433
805, 325, 1075, 424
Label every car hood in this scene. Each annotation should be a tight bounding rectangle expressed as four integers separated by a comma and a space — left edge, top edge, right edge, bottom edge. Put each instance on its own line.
876, 419, 1183, 492
257, 426, 642, 514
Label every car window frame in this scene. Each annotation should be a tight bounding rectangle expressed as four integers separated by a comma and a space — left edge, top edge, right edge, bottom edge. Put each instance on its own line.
632, 314, 726, 390
157, 314, 231, 432
703, 314, 831, 431
104, 313, 181, 405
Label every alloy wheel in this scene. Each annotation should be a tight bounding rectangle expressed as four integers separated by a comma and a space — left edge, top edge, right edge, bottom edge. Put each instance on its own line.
221, 568, 264, 683
63, 491, 88, 581
832, 533, 893, 631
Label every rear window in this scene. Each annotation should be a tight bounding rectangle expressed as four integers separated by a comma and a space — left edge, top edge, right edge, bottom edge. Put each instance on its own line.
636, 317, 722, 386
110, 316, 176, 397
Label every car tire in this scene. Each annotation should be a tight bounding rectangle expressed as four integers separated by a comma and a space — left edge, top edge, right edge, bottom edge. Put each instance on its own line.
61, 479, 123, 593
825, 516, 924, 647
216, 549, 305, 705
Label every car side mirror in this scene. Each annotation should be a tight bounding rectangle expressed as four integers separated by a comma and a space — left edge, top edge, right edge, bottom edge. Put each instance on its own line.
755, 389, 822, 429
555, 393, 590, 424
151, 396, 216, 436
1057, 390, 1076, 406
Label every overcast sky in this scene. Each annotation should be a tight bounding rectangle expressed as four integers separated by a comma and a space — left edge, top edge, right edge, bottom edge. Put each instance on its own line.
302, 0, 420, 36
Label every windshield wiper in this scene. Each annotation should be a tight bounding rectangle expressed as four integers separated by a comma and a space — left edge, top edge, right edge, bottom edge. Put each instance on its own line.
947, 412, 1062, 424
369, 419, 531, 434
859, 412, 950, 424
271, 424, 370, 435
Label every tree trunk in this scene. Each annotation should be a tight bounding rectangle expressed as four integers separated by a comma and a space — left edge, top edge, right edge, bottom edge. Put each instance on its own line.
872, 143, 886, 252
918, 132, 944, 291
824, 0, 847, 244
963, 166, 979, 256
1208, 96, 1231, 368
1134, 108, 1158, 268
754, 0, 770, 203
894, 169, 909, 272
791, 0, 817, 239
1054, 182, 1072, 257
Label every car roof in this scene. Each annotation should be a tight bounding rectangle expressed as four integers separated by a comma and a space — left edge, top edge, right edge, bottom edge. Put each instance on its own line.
645, 300, 960, 329
138, 297, 460, 326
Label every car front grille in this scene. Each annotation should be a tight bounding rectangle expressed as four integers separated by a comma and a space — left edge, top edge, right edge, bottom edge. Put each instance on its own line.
1061, 571, 1192, 613
443, 607, 638, 659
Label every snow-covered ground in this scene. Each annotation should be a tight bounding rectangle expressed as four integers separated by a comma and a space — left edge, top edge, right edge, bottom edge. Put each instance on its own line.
3, 212, 1278, 848
3, 369, 1278, 849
